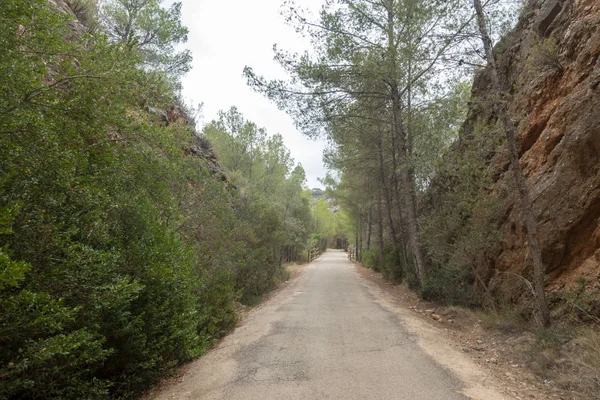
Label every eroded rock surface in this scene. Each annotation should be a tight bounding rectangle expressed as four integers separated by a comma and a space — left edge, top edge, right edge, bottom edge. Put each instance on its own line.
430, 0, 600, 305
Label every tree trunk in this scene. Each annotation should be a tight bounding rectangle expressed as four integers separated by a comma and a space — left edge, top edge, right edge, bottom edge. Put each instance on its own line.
377, 133, 399, 248
366, 208, 372, 250
378, 132, 403, 279
355, 232, 359, 261
387, 0, 427, 284
389, 123, 410, 267
473, 0, 551, 327
391, 85, 426, 282
356, 212, 362, 262
377, 189, 385, 267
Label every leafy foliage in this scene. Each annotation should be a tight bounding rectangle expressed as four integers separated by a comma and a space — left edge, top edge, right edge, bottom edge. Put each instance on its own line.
0, 1, 309, 398
362, 246, 404, 283
204, 107, 314, 299
99, 0, 192, 77
418, 117, 505, 306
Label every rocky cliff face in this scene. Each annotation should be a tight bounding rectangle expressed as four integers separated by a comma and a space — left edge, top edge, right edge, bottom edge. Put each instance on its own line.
466, 0, 600, 303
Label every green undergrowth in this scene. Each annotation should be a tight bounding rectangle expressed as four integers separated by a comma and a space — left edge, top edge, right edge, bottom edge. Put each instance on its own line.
362, 246, 406, 283
0, 1, 311, 398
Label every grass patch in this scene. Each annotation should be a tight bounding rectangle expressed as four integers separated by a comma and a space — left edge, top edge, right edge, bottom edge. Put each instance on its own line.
520, 324, 600, 399
476, 306, 531, 333
568, 327, 600, 397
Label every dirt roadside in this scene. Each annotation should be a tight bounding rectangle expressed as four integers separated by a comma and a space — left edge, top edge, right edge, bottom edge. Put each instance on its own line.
355, 262, 572, 400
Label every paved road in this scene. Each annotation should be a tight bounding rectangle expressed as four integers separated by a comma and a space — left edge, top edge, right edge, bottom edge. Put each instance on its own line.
151, 250, 470, 399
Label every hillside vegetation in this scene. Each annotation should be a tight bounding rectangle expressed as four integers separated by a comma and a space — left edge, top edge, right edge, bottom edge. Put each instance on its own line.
0, 1, 314, 398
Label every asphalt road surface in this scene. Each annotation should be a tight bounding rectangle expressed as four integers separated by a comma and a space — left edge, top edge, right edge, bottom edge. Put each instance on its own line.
150, 250, 481, 400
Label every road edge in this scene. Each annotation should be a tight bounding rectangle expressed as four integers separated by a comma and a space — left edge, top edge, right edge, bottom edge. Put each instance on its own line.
353, 262, 510, 400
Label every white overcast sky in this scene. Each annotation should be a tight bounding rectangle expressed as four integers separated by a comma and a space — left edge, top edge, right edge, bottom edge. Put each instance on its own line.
176, 0, 328, 189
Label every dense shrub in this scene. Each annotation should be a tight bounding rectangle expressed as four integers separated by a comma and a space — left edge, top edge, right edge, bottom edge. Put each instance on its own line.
419, 117, 504, 305
420, 264, 477, 306
362, 246, 404, 283
0, 2, 310, 398
362, 248, 381, 271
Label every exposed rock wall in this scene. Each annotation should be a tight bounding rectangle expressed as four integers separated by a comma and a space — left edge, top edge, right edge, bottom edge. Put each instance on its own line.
466, 0, 600, 300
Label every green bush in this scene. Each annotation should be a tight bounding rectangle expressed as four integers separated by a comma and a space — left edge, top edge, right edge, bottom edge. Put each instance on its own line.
0, 2, 310, 398
419, 116, 504, 305
402, 249, 420, 290
420, 264, 477, 306
362, 246, 403, 283
380, 246, 403, 283
362, 248, 381, 271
